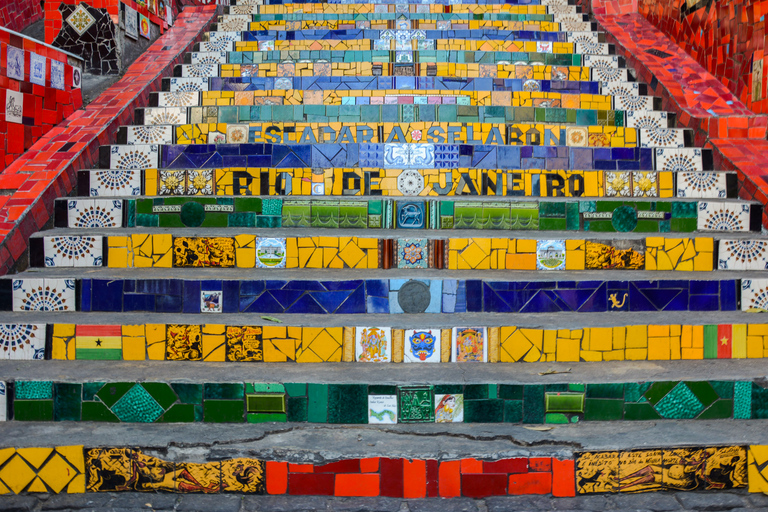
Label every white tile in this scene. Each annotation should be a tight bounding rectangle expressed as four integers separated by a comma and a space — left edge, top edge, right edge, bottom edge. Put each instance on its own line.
614, 95, 655, 111
632, 171, 658, 197
0, 324, 46, 359
368, 395, 397, 424
180, 64, 219, 78
0, 382, 6, 420
29, 52, 46, 86
90, 170, 141, 196
718, 240, 768, 270
575, 42, 610, 55
639, 128, 686, 148
566, 31, 599, 44
13, 279, 75, 312
142, 107, 187, 125
590, 66, 629, 83
741, 279, 768, 311
537, 240, 566, 270
4, 90, 23, 124
676, 172, 729, 198
156, 91, 200, 107
435, 394, 463, 422
190, 51, 228, 65
44, 236, 103, 267
204, 31, 243, 45
218, 15, 250, 31
697, 201, 751, 232
109, 144, 159, 169
125, 125, 173, 145
604, 171, 632, 197
403, 329, 441, 363
451, 327, 487, 362
201, 290, 222, 313
626, 110, 669, 129
67, 199, 122, 228
168, 77, 209, 92
654, 148, 704, 172
601, 81, 639, 97
355, 326, 392, 362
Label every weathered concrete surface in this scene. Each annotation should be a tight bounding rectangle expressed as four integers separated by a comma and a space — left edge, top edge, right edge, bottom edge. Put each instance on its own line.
0, 491, 765, 512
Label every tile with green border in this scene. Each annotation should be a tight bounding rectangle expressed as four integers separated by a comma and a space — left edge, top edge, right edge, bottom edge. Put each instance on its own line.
203, 400, 244, 423
54, 383, 82, 421
246, 394, 285, 413
545, 392, 584, 413
398, 386, 434, 423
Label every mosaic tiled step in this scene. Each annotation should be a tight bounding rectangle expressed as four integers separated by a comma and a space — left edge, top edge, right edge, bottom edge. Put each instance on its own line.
30, 232, 734, 272
175, 63, 614, 82
11, 321, 768, 362
2, 379, 762, 423
221, 9, 583, 20
166, 76, 607, 94
149, 90, 647, 110
79, 168, 737, 199
228, 3, 579, 13
98, 143, 713, 173
0, 276, 751, 314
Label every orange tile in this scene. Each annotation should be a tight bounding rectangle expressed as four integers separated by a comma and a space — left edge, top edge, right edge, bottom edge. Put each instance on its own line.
403, 459, 426, 498
288, 463, 314, 473
460, 458, 483, 474
551, 458, 575, 497
529, 457, 552, 472
438, 460, 461, 497
360, 457, 380, 473
334, 474, 380, 497
266, 461, 288, 495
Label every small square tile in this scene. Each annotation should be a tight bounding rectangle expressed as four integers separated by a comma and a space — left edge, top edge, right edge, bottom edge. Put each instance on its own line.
226, 124, 249, 144
29, 52, 46, 86
67, 199, 122, 228
452, 327, 487, 362
742, 279, 768, 311
201, 290, 222, 313
6, 46, 24, 81
50, 60, 64, 90
403, 329, 440, 363
537, 240, 565, 270
255, 238, 286, 268
435, 394, 463, 422
368, 395, 397, 424
0, 324, 45, 359
5, 90, 22, 124
355, 327, 392, 363
397, 239, 428, 269
398, 385, 434, 423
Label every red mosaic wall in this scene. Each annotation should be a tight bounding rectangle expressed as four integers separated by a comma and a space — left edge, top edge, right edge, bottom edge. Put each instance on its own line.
0, 34, 83, 171
0, 0, 44, 33
266, 457, 576, 498
637, 0, 768, 114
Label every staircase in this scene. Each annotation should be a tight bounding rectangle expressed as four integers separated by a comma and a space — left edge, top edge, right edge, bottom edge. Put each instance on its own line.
0, 0, 767, 501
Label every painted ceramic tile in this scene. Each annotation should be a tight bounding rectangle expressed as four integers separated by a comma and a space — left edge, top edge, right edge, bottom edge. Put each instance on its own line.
226, 124, 249, 144
190, 52, 227, 65
182, 64, 218, 78
617, 450, 663, 493
126, 125, 173, 145
605, 171, 631, 197
537, 240, 565, 270
5, 90, 23, 124
124, 3, 138, 38
452, 327, 487, 362
626, 111, 668, 129
615, 95, 654, 111
586, 240, 645, 270
144, 107, 186, 125
383, 144, 434, 168
640, 129, 686, 148
0, 324, 45, 359
576, 41, 609, 55
662, 447, 746, 490
566, 126, 588, 147
226, 326, 263, 362
187, 170, 213, 195
157, 91, 199, 107
435, 394, 463, 423
139, 14, 151, 39
6, 46, 24, 81
754, 59, 765, 102
66, 4, 96, 35
257, 40, 274, 52
12, 278, 75, 312
50, 60, 64, 90
201, 290, 222, 313
158, 170, 186, 195
207, 130, 226, 144
741, 279, 768, 311
255, 238, 286, 268
697, 202, 750, 232
110, 144, 159, 169
396, 201, 425, 229
577, 451, 619, 493
173, 237, 235, 267
0, 382, 5, 421
398, 386, 434, 423
368, 395, 397, 424
168, 77, 209, 92
677, 172, 728, 198
29, 52, 46, 86
568, 31, 600, 44
221, 459, 265, 493
44, 236, 103, 267
166, 324, 202, 360
355, 327, 391, 363
219, 15, 249, 31
72, 66, 82, 89
197, 39, 233, 51
91, 170, 141, 196
397, 239, 428, 269
602, 82, 640, 97
632, 171, 658, 197
67, 199, 122, 228
86, 448, 175, 492
403, 329, 440, 363
718, 240, 768, 270
655, 148, 704, 172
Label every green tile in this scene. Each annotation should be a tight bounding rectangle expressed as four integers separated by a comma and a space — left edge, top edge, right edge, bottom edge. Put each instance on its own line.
624, 382, 650, 403
711, 381, 734, 399
464, 399, 504, 423
110, 384, 165, 423
171, 384, 203, 404
234, 197, 262, 213
685, 381, 719, 407
623, 403, 661, 421
286, 396, 308, 422
499, 384, 524, 400
13, 400, 53, 421
368, 385, 398, 395
749, 382, 767, 419
203, 400, 244, 423
586, 383, 624, 399
523, 385, 545, 424
698, 400, 733, 419
284, 383, 306, 397
327, 384, 367, 424
141, 383, 178, 410
544, 413, 569, 424
135, 214, 159, 227
82, 382, 105, 401
308, 383, 328, 423
653, 383, 705, 419
54, 383, 81, 421
15, 381, 52, 400
703, 325, 718, 359
246, 383, 285, 394
228, 213, 257, 227
584, 399, 623, 421
160, 404, 196, 422
247, 413, 287, 423
545, 393, 584, 413
503, 400, 523, 423
81, 401, 119, 422
247, 394, 285, 413
96, 382, 134, 407
398, 386, 434, 423
464, 384, 489, 400
204, 383, 243, 400
643, 381, 677, 405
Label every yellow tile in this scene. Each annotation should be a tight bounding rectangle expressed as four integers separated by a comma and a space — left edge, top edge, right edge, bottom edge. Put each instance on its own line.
625, 325, 647, 349
145, 324, 166, 360
516, 239, 536, 253
543, 330, 556, 353
580, 350, 602, 362
123, 337, 145, 361
54, 446, 84, 473
647, 337, 670, 360
749, 446, 768, 493
692, 325, 704, 348
731, 324, 747, 359
749, 324, 768, 335
648, 325, 669, 337
612, 326, 625, 350
500, 328, 534, 362
202, 330, 226, 362
625, 348, 648, 360
338, 240, 366, 267
555, 337, 579, 362
67, 474, 86, 494
682, 347, 703, 360
589, 327, 612, 352
748, 335, 764, 358
16, 448, 52, 469
520, 328, 543, 350
603, 350, 625, 361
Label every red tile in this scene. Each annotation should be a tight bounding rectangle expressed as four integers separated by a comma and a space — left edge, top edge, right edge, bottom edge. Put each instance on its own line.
438, 460, 461, 497
288, 473, 335, 496
266, 461, 288, 495
508, 472, 552, 495
379, 457, 403, 498
360, 458, 379, 473
288, 463, 313, 473
529, 458, 552, 472
483, 458, 528, 474
426, 459, 438, 498
460, 474, 507, 498
315, 460, 360, 473
334, 474, 380, 497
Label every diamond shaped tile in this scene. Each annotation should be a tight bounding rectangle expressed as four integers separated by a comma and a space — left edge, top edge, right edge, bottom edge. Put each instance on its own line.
37, 453, 76, 494
0, 455, 36, 494
65, 5, 96, 36
110, 384, 165, 423
653, 383, 704, 419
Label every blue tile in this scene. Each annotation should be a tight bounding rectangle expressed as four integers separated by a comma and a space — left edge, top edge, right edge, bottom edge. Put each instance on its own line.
520, 290, 563, 313
90, 279, 123, 312
285, 294, 327, 314
365, 279, 388, 297
366, 296, 389, 314
80, 279, 92, 312
124, 294, 156, 312
466, 280, 483, 312
721, 280, 737, 310
183, 281, 201, 314
269, 289, 304, 309
156, 294, 182, 313
240, 280, 265, 296
690, 281, 718, 294
241, 292, 283, 313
